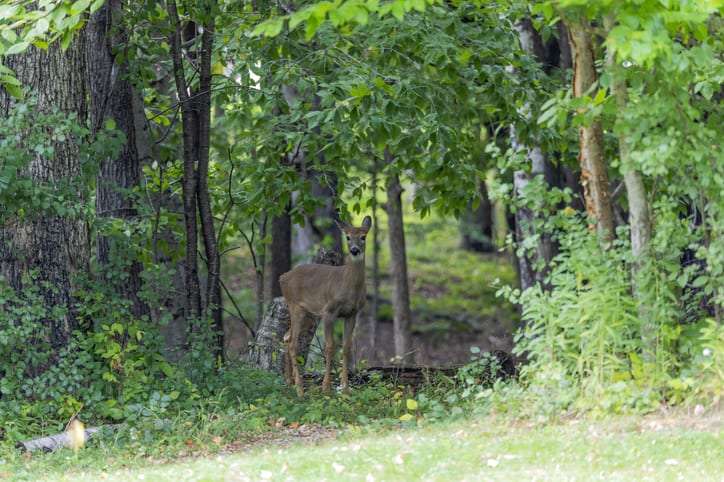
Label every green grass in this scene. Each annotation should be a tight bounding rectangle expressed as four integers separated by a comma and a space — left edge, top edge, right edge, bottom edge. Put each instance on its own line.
7, 412, 722, 481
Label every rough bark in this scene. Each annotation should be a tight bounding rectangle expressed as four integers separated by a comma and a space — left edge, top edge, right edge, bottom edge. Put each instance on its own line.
460, 180, 495, 253
0, 26, 90, 349
567, 20, 615, 244
385, 151, 412, 364
268, 207, 292, 299
87, 0, 148, 318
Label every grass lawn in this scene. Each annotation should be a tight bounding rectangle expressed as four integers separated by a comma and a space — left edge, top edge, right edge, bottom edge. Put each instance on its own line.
9, 411, 722, 482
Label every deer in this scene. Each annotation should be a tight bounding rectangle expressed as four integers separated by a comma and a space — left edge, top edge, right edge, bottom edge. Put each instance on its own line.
279, 215, 371, 397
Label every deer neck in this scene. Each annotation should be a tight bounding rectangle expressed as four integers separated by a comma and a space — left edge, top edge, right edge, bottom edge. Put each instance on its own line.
342, 255, 366, 290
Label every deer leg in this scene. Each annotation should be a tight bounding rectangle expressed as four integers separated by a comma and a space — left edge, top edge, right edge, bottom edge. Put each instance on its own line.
283, 329, 293, 386
287, 307, 305, 397
321, 314, 335, 394
341, 315, 357, 393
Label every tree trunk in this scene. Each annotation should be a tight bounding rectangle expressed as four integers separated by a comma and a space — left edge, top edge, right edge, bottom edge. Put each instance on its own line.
166, 0, 202, 320
87, 0, 148, 318
603, 16, 651, 259
460, 180, 495, 253
385, 151, 412, 364
369, 167, 381, 358
194, 12, 223, 357
0, 27, 90, 349
510, 19, 557, 290
567, 20, 615, 244
268, 207, 292, 299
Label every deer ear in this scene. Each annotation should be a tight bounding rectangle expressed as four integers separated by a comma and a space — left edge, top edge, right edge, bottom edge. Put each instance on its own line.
334, 219, 347, 232
361, 215, 372, 232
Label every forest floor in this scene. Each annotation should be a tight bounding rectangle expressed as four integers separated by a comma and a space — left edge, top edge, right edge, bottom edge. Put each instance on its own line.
9, 409, 722, 481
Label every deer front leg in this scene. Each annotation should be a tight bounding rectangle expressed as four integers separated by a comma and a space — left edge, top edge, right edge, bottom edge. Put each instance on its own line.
341, 315, 357, 393
322, 313, 335, 394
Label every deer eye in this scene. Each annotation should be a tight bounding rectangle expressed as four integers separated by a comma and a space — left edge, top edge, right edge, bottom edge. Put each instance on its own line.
360, 235, 366, 241
346, 235, 351, 241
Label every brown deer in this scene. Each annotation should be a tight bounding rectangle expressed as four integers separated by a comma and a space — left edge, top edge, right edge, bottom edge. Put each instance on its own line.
280, 216, 371, 396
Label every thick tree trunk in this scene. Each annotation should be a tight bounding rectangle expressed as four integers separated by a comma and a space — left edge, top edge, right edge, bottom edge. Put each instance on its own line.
567, 20, 615, 244
385, 153, 412, 364
0, 28, 90, 349
460, 180, 495, 253
88, 0, 148, 318
268, 207, 292, 299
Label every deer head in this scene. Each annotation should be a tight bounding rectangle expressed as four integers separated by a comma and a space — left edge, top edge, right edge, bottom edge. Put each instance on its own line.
335, 216, 372, 261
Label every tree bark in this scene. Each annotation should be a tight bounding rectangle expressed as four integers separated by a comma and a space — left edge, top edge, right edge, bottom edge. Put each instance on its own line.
385, 151, 412, 364
0, 26, 90, 349
369, 167, 381, 357
166, 0, 202, 320
567, 20, 615, 244
87, 0, 148, 318
194, 11, 223, 357
603, 16, 651, 259
510, 19, 557, 290
268, 206, 292, 299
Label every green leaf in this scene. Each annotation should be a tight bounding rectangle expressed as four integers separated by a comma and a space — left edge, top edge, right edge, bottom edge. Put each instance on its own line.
399, 413, 413, 421
6, 42, 30, 55
251, 17, 284, 38
70, 0, 92, 16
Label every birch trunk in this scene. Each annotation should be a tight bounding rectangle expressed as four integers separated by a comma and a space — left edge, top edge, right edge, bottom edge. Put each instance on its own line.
567, 20, 615, 244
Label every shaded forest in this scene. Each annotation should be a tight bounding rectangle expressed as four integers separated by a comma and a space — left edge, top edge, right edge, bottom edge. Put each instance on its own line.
0, 0, 722, 476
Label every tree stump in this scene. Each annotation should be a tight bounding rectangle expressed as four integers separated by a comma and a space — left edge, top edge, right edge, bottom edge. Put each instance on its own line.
246, 247, 342, 375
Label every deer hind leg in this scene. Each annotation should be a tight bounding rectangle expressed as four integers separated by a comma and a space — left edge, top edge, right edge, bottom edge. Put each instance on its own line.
282, 329, 293, 386
321, 313, 336, 394
341, 315, 357, 393
287, 305, 306, 397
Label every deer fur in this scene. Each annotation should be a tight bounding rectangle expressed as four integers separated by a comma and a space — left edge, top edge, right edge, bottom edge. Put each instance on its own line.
280, 216, 371, 396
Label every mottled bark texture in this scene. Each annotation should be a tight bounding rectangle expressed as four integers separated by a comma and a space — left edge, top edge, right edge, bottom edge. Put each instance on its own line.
0, 28, 90, 349
567, 20, 615, 244
88, 0, 148, 318
511, 19, 557, 291
385, 151, 412, 364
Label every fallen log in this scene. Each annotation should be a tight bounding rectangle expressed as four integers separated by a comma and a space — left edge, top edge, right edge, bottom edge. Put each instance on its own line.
16, 426, 105, 453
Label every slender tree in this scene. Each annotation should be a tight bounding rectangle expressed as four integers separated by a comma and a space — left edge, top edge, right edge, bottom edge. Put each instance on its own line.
384, 150, 412, 364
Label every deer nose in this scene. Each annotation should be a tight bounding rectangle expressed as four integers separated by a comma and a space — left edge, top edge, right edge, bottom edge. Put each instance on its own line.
350, 247, 360, 256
